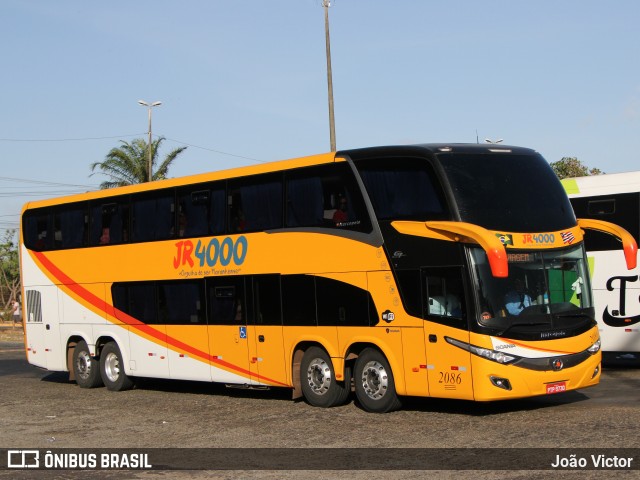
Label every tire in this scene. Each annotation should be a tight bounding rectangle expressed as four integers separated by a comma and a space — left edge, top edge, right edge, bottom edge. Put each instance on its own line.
72, 340, 103, 388
300, 346, 350, 408
354, 348, 402, 413
100, 342, 134, 391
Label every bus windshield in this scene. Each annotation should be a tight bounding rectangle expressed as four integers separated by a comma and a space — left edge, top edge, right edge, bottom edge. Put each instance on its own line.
470, 245, 593, 333
438, 152, 576, 232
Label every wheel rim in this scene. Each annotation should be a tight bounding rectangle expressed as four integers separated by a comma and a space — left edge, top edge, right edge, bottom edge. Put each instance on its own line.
76, 351, 92, 380
104, 352, 121, 383
360, 360, 388, 400
306, 358, 332, 395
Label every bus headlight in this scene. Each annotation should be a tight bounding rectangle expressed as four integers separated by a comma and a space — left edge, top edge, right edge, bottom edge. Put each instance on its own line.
446, 337, 518, 365
469, 345, 517, 364
587, 339, 601, 354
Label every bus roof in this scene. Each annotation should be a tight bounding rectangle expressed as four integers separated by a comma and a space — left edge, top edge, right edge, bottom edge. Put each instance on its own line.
562, 171, 640, 198
21, 143, 539, 213
21, 151, 337, 213
343, 143, 537, 159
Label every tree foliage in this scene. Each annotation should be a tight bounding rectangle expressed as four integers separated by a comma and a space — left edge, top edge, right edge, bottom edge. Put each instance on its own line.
550, 157, 603, 180
0, 230, 20, 322
90, 137, 187, 189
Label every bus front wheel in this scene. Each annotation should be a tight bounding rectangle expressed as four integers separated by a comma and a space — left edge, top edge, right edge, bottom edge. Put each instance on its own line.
354, 348, 401, 413
72, 340, 103, 388
100, 342, 134, 392
300, 346, 350, 408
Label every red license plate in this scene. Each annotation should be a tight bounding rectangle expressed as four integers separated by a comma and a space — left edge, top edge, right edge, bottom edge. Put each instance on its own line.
546, 382, 567, 394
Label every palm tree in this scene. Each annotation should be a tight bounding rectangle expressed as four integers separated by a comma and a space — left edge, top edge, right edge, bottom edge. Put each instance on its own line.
90, 137, 187, 189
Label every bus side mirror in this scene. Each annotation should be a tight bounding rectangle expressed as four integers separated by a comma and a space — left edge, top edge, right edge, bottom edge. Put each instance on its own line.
577, 218, 638, 270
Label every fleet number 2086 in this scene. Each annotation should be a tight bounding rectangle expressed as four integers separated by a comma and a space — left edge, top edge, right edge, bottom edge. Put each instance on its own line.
439, 372, 462, 384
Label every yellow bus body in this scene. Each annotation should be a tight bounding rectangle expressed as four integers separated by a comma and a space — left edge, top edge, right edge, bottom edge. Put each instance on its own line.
20, 146, 615, 412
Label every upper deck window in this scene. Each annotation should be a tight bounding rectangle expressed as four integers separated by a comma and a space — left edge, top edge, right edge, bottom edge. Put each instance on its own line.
228, 174, 283, 233
23, 209, 53, 251
285, 163, 372, 232
89, 198, 130, 246
438, 152, 576, 232
176, 184, 226, 238
131, 191, 175, 242
356, 158, 448, 221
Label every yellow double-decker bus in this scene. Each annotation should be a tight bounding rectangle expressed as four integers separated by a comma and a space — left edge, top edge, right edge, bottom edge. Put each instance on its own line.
20, 144, 637, 412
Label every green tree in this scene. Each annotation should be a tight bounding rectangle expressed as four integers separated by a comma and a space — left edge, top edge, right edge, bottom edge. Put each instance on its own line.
0, 230, 20, 322
550, 157, 603, 180
90, 137, 187, 189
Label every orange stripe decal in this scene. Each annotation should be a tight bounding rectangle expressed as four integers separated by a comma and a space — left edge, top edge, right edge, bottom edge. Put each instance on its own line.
32, 251, 289, 387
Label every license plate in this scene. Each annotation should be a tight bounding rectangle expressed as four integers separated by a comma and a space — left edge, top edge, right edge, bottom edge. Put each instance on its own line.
546, 382, 567, 394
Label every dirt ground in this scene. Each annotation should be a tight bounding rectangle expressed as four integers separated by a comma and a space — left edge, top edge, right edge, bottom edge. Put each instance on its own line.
0, 325, 23, 342
1, 324, 639, 479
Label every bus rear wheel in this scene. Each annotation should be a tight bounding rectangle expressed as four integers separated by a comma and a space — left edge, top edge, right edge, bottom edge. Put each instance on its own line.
300, 346, 350, 408
72, 340, 103, 388
354, 348, 401, 413
100, 342, 134, 391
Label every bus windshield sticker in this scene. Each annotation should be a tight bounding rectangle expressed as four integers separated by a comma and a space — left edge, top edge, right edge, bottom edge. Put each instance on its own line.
495, 233, 513, 246
561, 231, 575, 244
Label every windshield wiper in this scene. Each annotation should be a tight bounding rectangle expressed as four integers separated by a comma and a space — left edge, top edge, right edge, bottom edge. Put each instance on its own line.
554, 313, 587, 318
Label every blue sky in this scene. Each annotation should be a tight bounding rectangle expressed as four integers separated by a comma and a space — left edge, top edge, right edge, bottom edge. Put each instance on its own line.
2, 0, 639, 230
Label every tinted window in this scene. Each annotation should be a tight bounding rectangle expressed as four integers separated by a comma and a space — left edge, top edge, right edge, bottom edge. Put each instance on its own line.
89, 198, 130, 245
571, 193, 640, 251
208, 277, 245, 325
282, 275, 316, 326
286, 163, 372, 232
131, 192, 175, 242
252, 274, 282, 326
23, 210, 53, 251
112, 282, 158, 324
357, 157, 448, 221
395, 269, 422, 318
228, 174, 283, 233
177, 184, 226, 238
588, 199, 615, 215
158, 281, 205, 325
316, 276, 376, 326
439, 152, 576, 232
54, 205, 87, 249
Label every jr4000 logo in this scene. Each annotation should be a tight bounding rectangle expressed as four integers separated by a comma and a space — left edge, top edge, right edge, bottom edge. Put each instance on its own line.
173, 236, 248, 269
522, 233, 556, 245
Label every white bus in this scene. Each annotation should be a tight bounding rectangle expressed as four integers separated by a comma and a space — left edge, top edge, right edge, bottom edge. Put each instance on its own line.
563, 172, 640, 363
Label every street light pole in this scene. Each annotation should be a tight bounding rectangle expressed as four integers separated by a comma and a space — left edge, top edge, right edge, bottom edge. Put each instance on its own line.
322, 0, 336, 152
138, 100, 162, 182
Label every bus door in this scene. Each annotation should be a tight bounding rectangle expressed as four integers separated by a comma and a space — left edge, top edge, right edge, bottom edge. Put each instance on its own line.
159, 281, 211, 382
24, 288, 58, 369
207, 276, 256, 385
247, 275, 287, 387
422, 267, 474, 400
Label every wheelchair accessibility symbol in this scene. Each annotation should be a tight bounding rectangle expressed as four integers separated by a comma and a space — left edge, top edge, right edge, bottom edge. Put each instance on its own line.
239, 326, 247, 339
